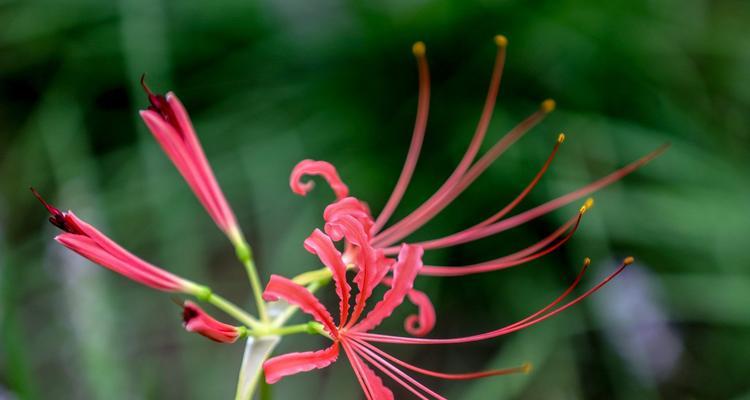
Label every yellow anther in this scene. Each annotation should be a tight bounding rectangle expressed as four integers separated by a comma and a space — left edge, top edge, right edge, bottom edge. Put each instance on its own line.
522, 362, 533, 374
412, 41, 426, 57
579, 197, 594, 214
583, 257, 592, 266
541, 99, 556, 113
557, 133, 566, 143
494, 34, 508, 47
624, 256, 635, 265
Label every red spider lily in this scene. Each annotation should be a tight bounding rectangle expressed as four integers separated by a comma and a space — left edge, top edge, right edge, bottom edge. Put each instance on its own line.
139, 76, 242, 243
290, 37, 667, 335
182, 301, 244, 343
262, 217, 634, 399
32, 188, 201, 294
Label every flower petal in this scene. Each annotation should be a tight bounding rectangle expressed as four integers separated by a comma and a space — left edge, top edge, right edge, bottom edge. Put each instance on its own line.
263, 274, 338, 336
68, 212, 189, 288
55, 233, 185, 292
353, 245, 423, 333
403, 288, 436, 337
324, 197, 374, 234
166, 93, 239, 233
304, 229, 351, 326
290, 160, 349, 200
182, 301, 241, 343
263, 342, 339, 384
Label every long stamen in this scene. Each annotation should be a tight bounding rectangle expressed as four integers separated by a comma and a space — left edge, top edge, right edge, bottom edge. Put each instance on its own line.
352, 341, 439, 400
372, 35, 509, 244
353, 337, 530, 381
372, 42, 431, 234
454, 144, 669, 244
484, 212, 579, 264
398, 144, 668, 250
343, 342, 376, 400
420, 203, 587, 277
381, 133, 565, 255
352, 257, 633, 345
374, 103, 555, 248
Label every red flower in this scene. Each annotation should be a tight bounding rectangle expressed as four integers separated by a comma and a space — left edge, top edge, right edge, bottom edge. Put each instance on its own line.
32, 188, 200, 294
289, 37, 666, 336
182, 301, 244, 343
139, 77, 242, 243
262, 218, 633, 399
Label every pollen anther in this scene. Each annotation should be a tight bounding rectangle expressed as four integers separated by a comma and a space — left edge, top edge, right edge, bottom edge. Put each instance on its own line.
557, 133, 566, 143
623, 256, 635, 265
579, 197, 594, 214
494, 35, 508, 47
541, 99, 556, 113
412, 41, 426, 57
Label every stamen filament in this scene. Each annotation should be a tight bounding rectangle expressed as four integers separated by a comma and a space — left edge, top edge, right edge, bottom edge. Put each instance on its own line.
393, 144, 668, 250
353, 337, 530, 380
381, 133, 565, 255
353, 341, 442, 400
373, 41, 431, 233
352, 257, 633, 345
372, 37, 509, 246
420, 210, 584, 276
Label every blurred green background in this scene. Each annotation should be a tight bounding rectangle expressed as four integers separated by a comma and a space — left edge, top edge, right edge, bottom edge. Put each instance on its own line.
1, 0, 749, 398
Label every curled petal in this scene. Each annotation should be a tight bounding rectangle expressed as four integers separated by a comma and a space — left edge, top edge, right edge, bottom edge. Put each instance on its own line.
290, 160, 349, 200
378, 276, 436, 337
404, 288, 436, 337
263, 343, 339, 384
263, 275, 338, 337
182, 301, 241, 343
325, 215, 389, 327
324, 197, 374, 234
354, 245, 423, 333
304, 229, 351, 325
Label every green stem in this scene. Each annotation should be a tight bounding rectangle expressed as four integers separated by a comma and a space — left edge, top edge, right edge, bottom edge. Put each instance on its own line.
232, 234, 269, 323
205, 291, 263, 331
260, 379, 272, 400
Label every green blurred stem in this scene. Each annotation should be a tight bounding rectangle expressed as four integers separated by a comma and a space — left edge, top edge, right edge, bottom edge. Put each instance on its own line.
231, 231, 270, 323
206, 292, 264, 331
260, 379, 272, 400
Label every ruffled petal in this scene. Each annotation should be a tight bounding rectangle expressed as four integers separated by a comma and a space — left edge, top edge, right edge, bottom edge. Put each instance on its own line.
354, 245, 423, 333
263, 343, 339, 384
324, 197, 374, 234
324, 215, 388, 327
304, 229, 351, 325
290, 159, 349, 200
263, 275, 338, 336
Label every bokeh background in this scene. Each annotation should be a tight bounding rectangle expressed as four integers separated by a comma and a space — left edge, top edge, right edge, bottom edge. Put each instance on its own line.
2, 0, 749, 399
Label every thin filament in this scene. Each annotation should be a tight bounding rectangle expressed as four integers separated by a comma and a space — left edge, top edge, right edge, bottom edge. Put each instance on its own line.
353, 257, 632, 345
373, 43, 431, 233
372, 41, 508, 244
381, 134, 564, 255
420, 212, 582, 277
353, 341, 440, 400
353, 337, 529, 380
